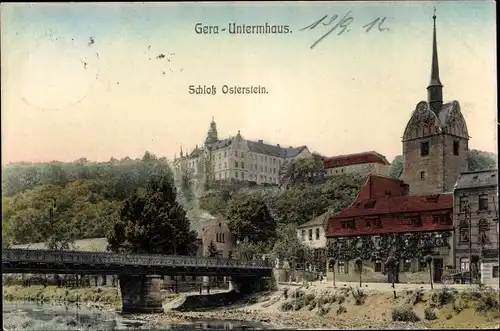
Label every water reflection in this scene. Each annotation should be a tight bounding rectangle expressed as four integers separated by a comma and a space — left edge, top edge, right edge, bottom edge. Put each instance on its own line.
3, 301, 269, 330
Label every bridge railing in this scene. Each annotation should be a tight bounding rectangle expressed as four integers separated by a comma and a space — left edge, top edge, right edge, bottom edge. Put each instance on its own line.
2, 249, 273, 269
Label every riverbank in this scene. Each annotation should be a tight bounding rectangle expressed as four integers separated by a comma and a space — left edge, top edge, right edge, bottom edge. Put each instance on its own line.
3, 283, 500, 329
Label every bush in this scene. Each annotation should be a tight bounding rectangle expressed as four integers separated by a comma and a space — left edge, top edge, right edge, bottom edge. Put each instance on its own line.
391, 307, 420, 322
337, 294, 346, 305
412, 289, 424, 305
476, 294, 499, 313
317, 306, 331, 316
431, 287, 456, 306
283, 287, 289, 299
424, 307, 437, 320
336, 305, 347, 315
350, 287, 366, 305
280, 301, 293, 311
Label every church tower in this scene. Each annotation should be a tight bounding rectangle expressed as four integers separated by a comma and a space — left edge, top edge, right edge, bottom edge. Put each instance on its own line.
401, 9, 469, 195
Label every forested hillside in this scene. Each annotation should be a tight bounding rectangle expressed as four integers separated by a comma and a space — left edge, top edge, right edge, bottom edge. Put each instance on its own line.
2, 151, 172, 248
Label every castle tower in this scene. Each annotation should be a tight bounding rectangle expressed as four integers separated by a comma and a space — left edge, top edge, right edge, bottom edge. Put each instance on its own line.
401, 9, 469, 195
204, 116, 218, 145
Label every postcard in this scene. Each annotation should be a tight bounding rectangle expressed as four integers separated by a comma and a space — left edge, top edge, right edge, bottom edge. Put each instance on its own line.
1, 2, 497, 330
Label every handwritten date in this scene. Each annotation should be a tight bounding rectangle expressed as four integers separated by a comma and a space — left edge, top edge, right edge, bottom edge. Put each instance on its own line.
300, 13, 389, 49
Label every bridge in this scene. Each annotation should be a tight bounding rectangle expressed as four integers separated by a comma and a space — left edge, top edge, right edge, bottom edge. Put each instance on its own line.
2, 249, 275, 313
2, 249, 272, 276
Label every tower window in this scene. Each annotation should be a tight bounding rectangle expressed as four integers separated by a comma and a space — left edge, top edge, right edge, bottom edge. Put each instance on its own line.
420, 171, 426, 179
420, 141, 430, 156
453, 141, 460, 155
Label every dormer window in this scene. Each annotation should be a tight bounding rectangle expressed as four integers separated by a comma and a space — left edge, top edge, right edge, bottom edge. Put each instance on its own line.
364, 200, 376, 208
420, 141, 430, 157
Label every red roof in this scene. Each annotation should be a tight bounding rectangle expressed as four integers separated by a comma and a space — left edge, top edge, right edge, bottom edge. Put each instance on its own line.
323, 151, 390, 169
325, 175, 454, 237
336, 194, 453, 218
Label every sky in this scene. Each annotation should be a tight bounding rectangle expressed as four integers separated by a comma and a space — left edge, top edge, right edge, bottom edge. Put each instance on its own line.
1, 1, 497, 164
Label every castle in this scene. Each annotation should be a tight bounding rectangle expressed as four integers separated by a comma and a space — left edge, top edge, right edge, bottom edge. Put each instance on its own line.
172, 118, 312, 188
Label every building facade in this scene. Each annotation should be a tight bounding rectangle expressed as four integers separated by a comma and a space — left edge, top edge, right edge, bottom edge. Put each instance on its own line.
452, 169, 499, 285
400, 12, 469, 196
173, 118, 311, 188
297, 213, 328, 250
200, 219, 236, 259
324, 175, 454, 283
323, 152, 391, 178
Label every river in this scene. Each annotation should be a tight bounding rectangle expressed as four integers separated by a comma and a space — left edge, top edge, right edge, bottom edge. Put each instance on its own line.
2, 301, 269, 330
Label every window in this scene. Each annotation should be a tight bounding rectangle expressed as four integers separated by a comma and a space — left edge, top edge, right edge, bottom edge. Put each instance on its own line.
241, 153, 245, 158
420, 171, 426, 179
224, 151, 227, 157
459, 222, 469, 242
432, 214, 452, 225
479, 195, 489, 211
338, 260, 346, 274
235, 161, 238, 168
374, 260, 382, 272
364, 200, 376, 208
240, 162, 244, 169
308, 229, 313, 241
460, 257, 470, 272
315, 228, 320, 240
453, 140, 460, 155
340, 220, 356, 229
420, 141, 430, 156
493, 266, 499, 278
301, 230, 306, 240
216, 233, 225, 243
235, 172, 239, 178
235, 151, 238, 157
459, 197, 468, 212
228, 251, 233, 259
241, 172, 244, 179
478, 219, 490, 246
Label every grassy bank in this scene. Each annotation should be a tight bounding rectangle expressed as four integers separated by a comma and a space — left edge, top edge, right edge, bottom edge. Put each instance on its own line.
2, 285, 122, 308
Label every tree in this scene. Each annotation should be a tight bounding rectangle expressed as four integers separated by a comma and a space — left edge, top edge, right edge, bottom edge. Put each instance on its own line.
226, 193, 277, 243
107, 175, 198, 255
467, 149, 497, 171
385, 255, 398, 298
355, 257, 363, 287
281, 153, 324, 188
207, 241, 219, 257
271, 223, 309, 269
235, 238, 260, 261
425, 255, 434, 289
389, 155, 404, 179
470, 254, 480, 284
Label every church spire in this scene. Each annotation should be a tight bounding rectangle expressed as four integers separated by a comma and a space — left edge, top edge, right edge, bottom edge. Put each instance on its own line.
427, 7, 443, 113
180, 146, 183, 157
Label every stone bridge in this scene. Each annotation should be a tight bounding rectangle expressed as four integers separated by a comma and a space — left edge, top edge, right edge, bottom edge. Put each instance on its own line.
2, 249, 274, 313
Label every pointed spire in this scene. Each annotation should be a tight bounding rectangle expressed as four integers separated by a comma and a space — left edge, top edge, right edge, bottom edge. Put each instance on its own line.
180, 146, 183, 157
427, 7, 444, 113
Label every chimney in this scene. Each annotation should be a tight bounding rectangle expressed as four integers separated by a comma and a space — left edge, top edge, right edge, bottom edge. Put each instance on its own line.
258, 140, 263, 143
277, 144, 280, 147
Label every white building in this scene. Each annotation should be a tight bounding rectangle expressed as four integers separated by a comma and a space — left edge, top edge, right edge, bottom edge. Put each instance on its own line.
297, 213, 328, 249
173, 118, 311, 187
